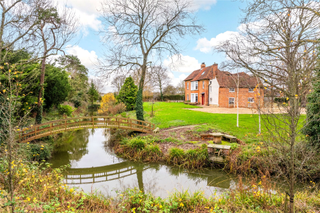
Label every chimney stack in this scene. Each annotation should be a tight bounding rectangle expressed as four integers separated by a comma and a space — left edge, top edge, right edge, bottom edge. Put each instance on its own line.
201, 62, 206, 69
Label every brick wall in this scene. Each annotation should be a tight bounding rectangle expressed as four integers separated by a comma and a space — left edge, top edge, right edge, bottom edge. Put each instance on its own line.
185, 81, 192, 101
198, 80, 209, 105
219, 87, 264, 108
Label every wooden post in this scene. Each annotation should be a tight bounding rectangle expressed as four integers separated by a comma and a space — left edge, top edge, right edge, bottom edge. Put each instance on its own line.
92, 117, 94, 128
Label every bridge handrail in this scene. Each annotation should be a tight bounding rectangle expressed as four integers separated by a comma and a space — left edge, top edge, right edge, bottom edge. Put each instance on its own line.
18, 116, 155, 143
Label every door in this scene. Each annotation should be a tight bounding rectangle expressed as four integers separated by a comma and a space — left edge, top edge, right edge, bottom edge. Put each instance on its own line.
202, 94, 205, 105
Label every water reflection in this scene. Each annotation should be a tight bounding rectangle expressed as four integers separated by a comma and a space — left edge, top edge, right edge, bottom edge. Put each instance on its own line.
50, 128, 235, 198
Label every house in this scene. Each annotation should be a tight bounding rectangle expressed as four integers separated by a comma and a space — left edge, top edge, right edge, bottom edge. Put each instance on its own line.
184, 63, 264, 108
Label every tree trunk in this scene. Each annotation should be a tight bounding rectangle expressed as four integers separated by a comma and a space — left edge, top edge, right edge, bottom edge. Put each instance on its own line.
136, 57, 147, 121
36, 55, 46, 124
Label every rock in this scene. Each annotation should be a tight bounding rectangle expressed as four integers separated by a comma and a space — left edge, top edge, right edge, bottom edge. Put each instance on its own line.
153, 127, 160, 133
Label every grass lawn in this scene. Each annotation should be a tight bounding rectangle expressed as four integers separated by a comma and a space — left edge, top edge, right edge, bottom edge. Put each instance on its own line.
127, 102, 264, 143
128, 102, 306, 144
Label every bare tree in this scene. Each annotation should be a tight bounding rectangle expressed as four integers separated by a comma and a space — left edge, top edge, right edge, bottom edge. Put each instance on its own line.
0, 0, 41, 63
176, 80, 185, 95
149, 66, 171, 100
112, 74, 127, 96
34, 0, 77, 124
217, 1, 320, 212
100, 0, 203, 120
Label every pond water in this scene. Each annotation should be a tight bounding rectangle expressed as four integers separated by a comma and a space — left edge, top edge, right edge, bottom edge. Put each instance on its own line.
49, 128, 236, 198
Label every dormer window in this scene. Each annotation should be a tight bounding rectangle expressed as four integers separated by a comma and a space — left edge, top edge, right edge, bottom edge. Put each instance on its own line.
201, 71, 205, 75
229, 88, 235, 92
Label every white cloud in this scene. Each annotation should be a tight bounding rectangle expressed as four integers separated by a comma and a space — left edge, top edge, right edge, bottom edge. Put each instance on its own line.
189, 0, 217, 11
66, 45, 99, 71
195, 31, 240, 53
163, 54, 201, 73
168, 73, 187, 86
64, 0, 102, 15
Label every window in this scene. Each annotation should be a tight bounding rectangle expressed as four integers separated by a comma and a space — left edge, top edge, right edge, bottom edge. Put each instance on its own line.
187, 94, 189, 101
187, 82, 189, 90
191, 93, 198, 103
229, 88, 235, 92
229, 98, 235, 105
191, 81, 198, 90
202, 81, 205, 89
249, 88, 254, 93
248, 97, 254, 103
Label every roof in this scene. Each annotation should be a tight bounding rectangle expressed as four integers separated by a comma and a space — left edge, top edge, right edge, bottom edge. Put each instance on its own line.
184, 64, 260, 88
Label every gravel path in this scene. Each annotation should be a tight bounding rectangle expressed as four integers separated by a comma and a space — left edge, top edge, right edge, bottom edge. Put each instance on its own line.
188, 107, 306, 114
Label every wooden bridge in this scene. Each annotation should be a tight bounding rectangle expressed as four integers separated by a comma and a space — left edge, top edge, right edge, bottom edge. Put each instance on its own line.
18, 116, 155, 143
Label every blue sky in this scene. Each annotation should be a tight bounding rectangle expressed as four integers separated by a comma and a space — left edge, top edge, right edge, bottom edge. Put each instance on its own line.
61, 0, 247, 92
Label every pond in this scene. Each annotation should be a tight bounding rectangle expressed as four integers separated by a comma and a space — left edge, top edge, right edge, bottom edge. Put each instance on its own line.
49, 128, 236, 198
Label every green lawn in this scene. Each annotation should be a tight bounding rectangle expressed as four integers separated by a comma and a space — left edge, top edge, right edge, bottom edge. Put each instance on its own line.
129, 102, 263, 143
126, 102, 306, 144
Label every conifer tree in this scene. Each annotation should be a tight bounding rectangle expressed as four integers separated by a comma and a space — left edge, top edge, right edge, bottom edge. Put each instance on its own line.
117, 77, 138, 111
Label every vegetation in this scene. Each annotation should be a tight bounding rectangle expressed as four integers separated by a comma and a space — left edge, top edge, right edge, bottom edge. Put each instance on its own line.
88, 81, 100, 107
303, 65, 320, 148
117, 77, 138, 111
58, 104, 75, 116
1, 161, 319, 212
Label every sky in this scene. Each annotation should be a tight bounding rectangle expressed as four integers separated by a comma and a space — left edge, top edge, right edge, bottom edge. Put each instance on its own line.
60, 0, 247, 93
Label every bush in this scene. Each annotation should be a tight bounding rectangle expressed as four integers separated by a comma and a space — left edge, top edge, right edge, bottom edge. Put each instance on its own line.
25, 144, 52, 161
58, 104, 74, 116
121, 112, 127, 117
128, 138, 146, 150
108, 103, 126, 115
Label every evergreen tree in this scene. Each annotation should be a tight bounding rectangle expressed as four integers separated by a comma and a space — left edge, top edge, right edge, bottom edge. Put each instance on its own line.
117, 77, 138, 111
88, 81, 99, 106
303, 65, 320, 148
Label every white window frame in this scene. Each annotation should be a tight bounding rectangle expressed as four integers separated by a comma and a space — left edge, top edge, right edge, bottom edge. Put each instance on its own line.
249, 88, 254, 93
191, 93, 198, 103
187, 94, 189, 101
248, 97, 254, 103
229, 97, 235, 105
229, 88, 235, 92
187, 82, 189, 90
202, 81, 205, 89
191, 81, 198, 90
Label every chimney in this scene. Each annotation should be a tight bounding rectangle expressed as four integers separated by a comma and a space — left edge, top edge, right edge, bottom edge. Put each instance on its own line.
201, 62, 206, 69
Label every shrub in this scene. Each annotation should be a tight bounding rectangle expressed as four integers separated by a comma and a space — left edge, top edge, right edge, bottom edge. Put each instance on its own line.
99, 93, 116, 114
167, 147, 185, 165
121, 112, 127, 117
25, 144, 52, 161
128, 138, 146, 150
108, 103, 126, 115
58, 104, 74, 116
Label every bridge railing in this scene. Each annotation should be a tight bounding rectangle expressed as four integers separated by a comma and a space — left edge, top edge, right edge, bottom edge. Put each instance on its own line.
18, 116, 156, 143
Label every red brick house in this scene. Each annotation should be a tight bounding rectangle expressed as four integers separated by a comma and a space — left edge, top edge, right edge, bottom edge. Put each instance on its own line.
184, 63, 264, 108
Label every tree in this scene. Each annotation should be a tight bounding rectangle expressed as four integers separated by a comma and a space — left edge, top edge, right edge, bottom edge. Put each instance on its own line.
34, 0, 77, 124
303, 62, 320, 148
112, 74, 127, 96
217, 1, 320, 212
150, 66, 171, 100
56, 55, 89, 108
176, 80, 185, 95
163, 84, 176, 96
43, 64, 71, 110
100, 0, 203, 121
98, 93, 116, 114
88, 81, 99, 106
117, 77, 138, 111
0, 0, 40, 64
